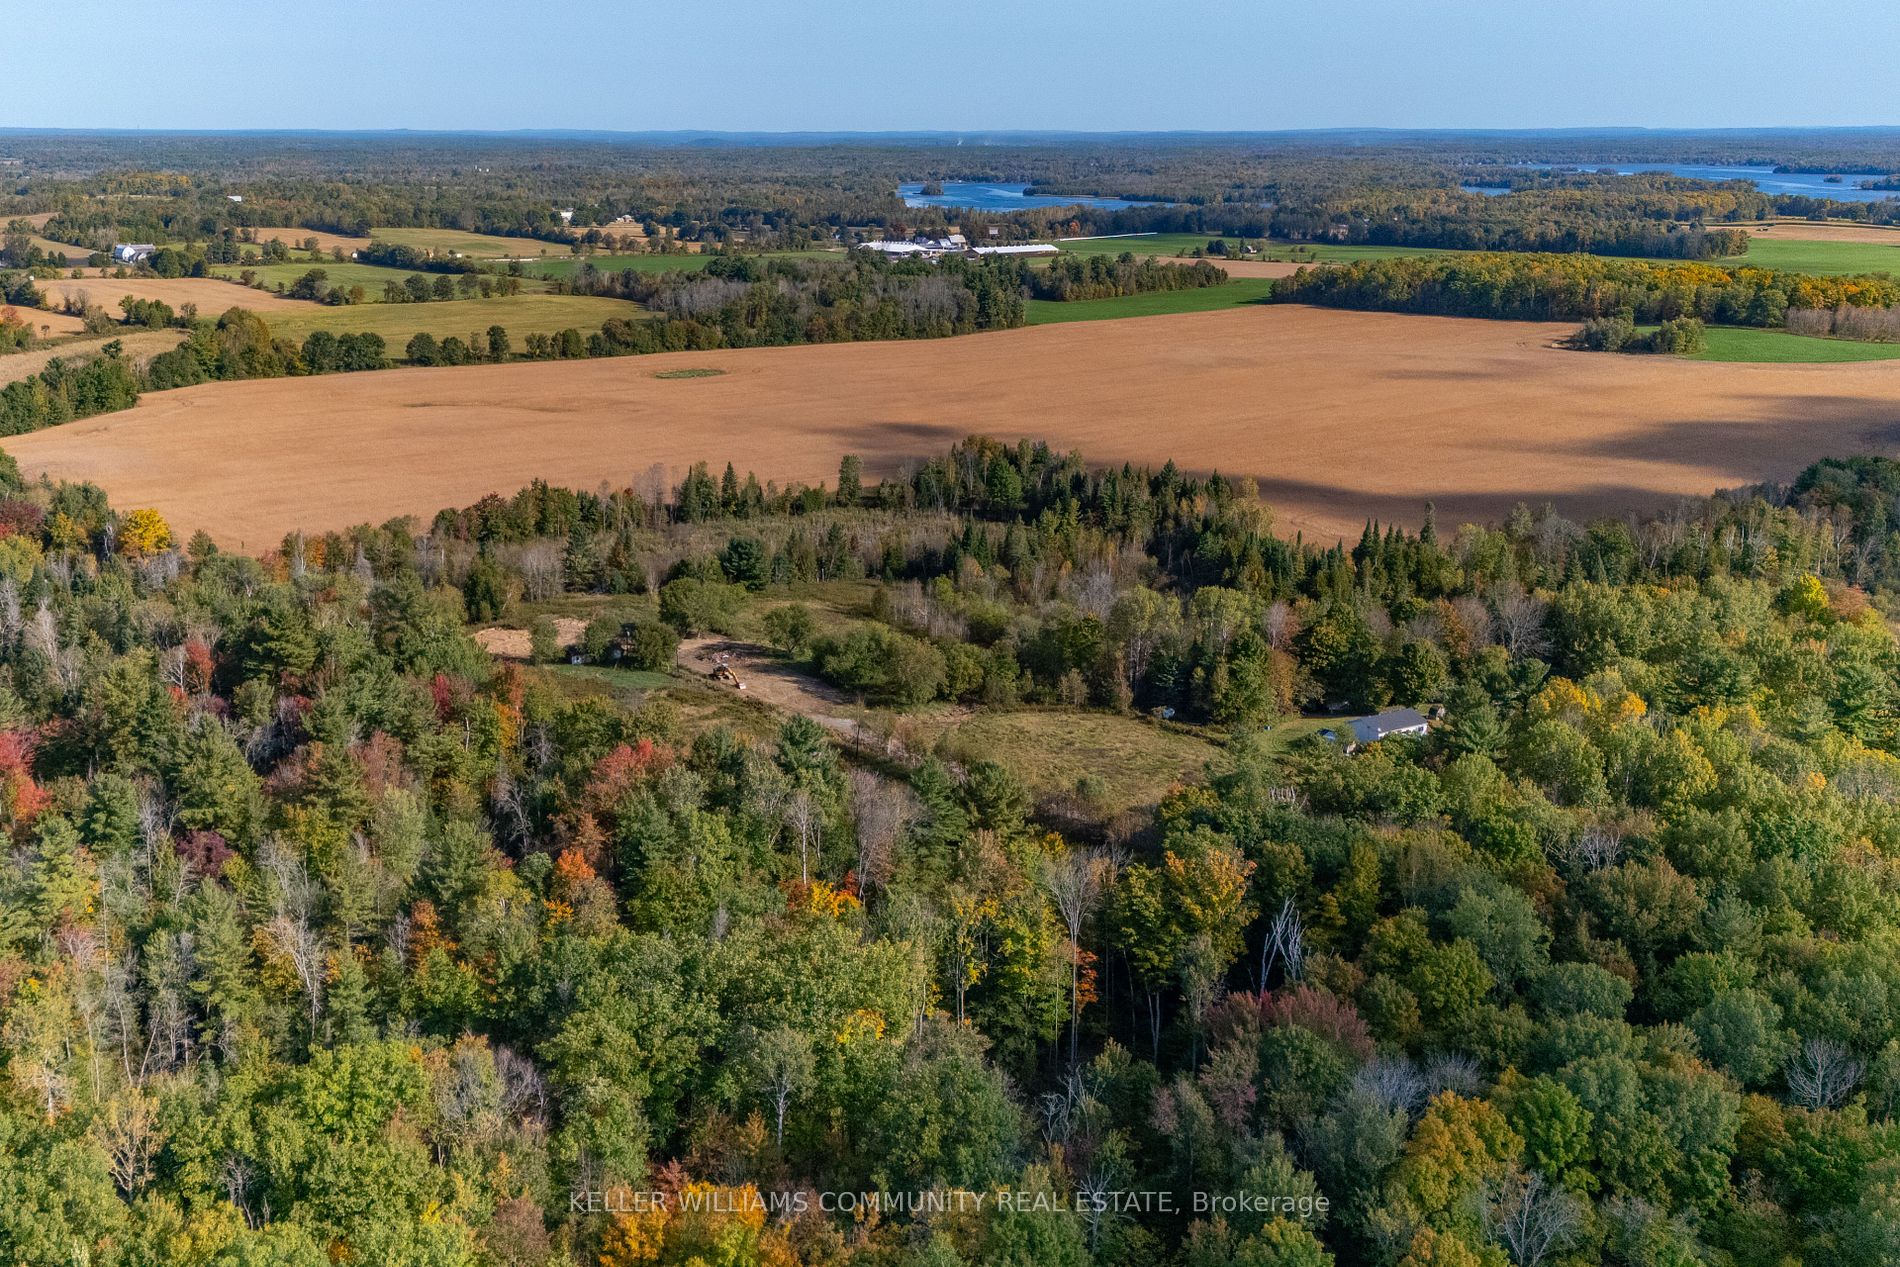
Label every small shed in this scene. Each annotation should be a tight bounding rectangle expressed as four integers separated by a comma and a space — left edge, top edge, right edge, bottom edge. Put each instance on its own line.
1347, 708, 1430, 750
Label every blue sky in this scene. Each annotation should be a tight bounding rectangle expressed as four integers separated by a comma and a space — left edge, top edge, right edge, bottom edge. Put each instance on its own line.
11, 0, 1900, 132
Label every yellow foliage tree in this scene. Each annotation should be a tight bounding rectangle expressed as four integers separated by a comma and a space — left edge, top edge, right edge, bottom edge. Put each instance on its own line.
118, 508, 173, 558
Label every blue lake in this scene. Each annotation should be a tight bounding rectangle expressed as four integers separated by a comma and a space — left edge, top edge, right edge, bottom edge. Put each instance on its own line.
1468, 163, 1899, 202
898, 181, 1168, 211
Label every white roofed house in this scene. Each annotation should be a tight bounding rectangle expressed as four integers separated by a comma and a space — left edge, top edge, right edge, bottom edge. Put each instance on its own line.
970, 243, 1059, 257
1345, 707, 1430, 752
111, 244, 156, 264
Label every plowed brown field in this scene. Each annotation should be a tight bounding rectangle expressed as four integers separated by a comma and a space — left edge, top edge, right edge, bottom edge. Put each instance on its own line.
8, 306, 1900, 548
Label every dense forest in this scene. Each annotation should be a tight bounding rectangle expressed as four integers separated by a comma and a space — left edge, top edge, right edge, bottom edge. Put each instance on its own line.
0, 433, 1899, 1266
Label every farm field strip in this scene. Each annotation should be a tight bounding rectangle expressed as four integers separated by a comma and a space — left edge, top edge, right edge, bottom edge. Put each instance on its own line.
367, 227, 576, 259
1717, 235, 1900, 276
259, 293, 647, 344
1024, 279, 1276, 324
1690, 325, 1900, 362
33, 274, 321, 317
11, 305, 1900, 549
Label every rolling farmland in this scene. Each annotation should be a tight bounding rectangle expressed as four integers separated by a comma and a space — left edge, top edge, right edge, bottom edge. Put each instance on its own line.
12, 305, 1900, 548
34, 275, 319, 318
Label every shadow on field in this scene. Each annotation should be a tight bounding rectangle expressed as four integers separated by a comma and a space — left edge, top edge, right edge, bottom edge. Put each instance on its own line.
1545, 397, 1900, 474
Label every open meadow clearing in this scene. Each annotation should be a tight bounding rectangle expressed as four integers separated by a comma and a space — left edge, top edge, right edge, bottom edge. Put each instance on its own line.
11, 305, 1900, 548
259, 293, 645, 345
34, 274, 318, 317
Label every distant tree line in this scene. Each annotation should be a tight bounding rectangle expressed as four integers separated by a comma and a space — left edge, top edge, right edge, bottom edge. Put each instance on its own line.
0, 343, 140, 434
358, 241, 485, 275
1272, 252, 1900, 328
1008, 252, 1230, 301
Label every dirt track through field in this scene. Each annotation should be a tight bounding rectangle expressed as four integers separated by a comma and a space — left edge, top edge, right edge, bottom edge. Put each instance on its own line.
9, 306, 1900, 548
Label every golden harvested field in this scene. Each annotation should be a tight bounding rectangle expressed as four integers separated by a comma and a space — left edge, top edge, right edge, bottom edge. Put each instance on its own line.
1193, 258, 1311, 279
370, 227, 575, 259
29, 236, 91, 263
6, 307, 87, 336
237, 226, 372, 255
36, 275, 319, 318
1735, 219, 1900, 245
9, 306, 1900, 549
0, 331, 185, 387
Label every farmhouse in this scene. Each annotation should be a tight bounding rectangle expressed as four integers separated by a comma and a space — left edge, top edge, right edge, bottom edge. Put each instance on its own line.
111, 244, 156, 264
1346, 708, 1431, 750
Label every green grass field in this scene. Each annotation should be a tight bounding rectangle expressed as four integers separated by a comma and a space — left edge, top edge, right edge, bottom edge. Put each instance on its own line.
260, 293, 647, 348
369, 227, 576, 259
908, 708, 1219, 813
1687, 325, 1900, 363
1024, 278, 1276, 324
1718, 236, 1900, 277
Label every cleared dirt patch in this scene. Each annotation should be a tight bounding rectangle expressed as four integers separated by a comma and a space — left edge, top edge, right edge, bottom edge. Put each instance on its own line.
677, 636, 858, 733
0, 331, 185, 387
473, 616, 587, 660
11, 306, 1900, 548
36, 275, 319, 319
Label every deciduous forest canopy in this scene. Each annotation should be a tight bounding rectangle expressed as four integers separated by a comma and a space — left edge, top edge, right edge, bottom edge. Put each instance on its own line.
2, 434, 1900, 1266
9, 121, 1900, 1267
